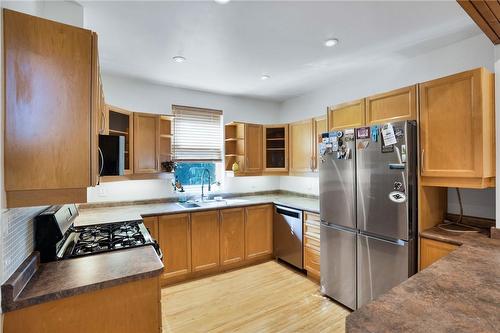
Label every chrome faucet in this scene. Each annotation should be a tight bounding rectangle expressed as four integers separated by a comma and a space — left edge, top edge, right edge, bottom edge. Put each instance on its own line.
201, 168, 211, 201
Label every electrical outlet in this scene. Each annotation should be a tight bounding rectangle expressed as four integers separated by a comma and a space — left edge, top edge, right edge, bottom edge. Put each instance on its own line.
98, 186, 107, 197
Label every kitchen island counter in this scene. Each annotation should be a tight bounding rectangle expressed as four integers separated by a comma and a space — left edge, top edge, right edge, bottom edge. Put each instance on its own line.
2, 246, 163, 312
346, 226, 500, 333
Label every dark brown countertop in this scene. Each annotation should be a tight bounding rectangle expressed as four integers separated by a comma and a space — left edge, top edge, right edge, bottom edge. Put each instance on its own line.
2, 246, 163, 312
346, 226, 500, 333
74, 193, 320, 226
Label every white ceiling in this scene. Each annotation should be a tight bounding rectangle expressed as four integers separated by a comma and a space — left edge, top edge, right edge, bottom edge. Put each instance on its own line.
81, 1, 481, 101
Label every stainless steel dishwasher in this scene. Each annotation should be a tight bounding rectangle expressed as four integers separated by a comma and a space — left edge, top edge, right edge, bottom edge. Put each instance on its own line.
274, 205, 303, 269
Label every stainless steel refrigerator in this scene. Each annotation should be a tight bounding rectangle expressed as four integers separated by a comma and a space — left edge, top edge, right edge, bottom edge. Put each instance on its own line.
319, 120, 417, 310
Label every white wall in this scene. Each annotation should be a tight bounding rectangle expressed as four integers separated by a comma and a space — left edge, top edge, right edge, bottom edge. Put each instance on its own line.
88, 73, 282, 203
278, 33, 496, 219
102, 73, 280, 124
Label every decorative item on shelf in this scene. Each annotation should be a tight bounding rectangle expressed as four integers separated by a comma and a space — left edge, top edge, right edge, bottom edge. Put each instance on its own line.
232, 161, 240, 172
162, 161, 177, 173
172, 177, 187, 202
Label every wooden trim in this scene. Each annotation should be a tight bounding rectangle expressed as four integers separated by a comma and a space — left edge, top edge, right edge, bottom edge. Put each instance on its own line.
172, 104, 223, 115
7, 188, 87, 208
90, 32, 99, 187
420, 176, 495, 189
457, 0, 500, 44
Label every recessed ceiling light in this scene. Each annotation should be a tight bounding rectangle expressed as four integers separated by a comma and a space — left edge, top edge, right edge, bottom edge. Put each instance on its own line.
261, 74, 270, 81
324, 38, 339, 47
214, 0, 231, 4
172, 56, 186, 63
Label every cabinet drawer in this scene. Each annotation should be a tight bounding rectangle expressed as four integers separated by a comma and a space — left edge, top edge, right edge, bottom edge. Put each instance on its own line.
304, 211, 320, 224
304, 247, 320, 277
304, 222, 320, 240
304, 235, 320, 252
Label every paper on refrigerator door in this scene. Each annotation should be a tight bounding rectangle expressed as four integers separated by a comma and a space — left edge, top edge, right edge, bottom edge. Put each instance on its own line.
381, 123, 397, 146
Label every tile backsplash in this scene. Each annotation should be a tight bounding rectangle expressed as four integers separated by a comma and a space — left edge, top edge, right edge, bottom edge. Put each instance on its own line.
0, 206, 47, 284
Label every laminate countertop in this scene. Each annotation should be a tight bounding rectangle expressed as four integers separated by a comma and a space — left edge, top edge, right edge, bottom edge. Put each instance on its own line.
2, 193, 318, 312
74, 194, 320, 226
2, 246, 163, 312
346, 226, 500, 333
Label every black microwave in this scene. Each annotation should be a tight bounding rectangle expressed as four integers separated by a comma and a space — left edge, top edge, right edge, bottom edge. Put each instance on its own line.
99, 134, 125, 176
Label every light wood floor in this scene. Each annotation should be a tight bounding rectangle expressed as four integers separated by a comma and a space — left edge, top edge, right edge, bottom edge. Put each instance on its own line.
161, 261, 350, 333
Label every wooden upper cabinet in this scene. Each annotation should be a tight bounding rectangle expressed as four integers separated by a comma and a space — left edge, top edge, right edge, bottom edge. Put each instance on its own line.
289, 119, 314, 174
159, 214, 191, 280
328, 99, 365, 131
365, 85, 417, 125
134, 113, 160, 173
191, 211, 220, 272
419, 68, 495, 188
219, 208, 245, 266
4, 9, 96, 207
245, 205, 273, 260
312, 116, 327, 172
108, 105, 134, 175
263, 125, 289, 173
244, 124, 263, 174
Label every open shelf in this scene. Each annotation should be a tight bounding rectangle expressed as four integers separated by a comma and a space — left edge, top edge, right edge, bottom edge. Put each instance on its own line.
264, 125, 288, 171
224, 122, 247, 172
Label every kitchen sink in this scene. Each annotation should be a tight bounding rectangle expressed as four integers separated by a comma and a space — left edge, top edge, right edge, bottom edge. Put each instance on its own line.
176, 198, 249, 209
177, 202, 201, 209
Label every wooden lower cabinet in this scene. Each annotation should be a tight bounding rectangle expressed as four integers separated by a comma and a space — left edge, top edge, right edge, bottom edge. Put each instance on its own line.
143, 216, 159, 240
304, 247, 320, 279
191, 210, 220, 272
245, 205, 273, 260
4, 277, 161, 333
158, 214, 191, 281
220, 208, 245, 266
420, 237, 458, 270
157, 204, 275, 286
303, 211, 321, 280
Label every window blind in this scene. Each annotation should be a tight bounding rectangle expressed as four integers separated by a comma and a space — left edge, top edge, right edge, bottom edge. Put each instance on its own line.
172, 105, 223, 161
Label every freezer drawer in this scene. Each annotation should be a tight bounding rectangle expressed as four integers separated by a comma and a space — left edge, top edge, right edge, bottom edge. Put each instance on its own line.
319, 137, 356, 229
274, 206, 303, 269
320, 223, 356, 310
357, 233, 415, 308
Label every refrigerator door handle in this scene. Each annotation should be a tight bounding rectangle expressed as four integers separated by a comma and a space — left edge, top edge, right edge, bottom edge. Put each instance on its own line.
359, 232, 407, 246
321, 221, 357, 234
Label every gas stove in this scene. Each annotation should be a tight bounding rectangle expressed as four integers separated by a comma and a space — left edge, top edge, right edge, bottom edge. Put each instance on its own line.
35, 204, 161, 263
59, 220, 159, 259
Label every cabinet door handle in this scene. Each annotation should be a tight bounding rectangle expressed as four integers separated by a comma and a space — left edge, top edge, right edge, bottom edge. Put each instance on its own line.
421, 149, 425, 172
100, 110, 106, 134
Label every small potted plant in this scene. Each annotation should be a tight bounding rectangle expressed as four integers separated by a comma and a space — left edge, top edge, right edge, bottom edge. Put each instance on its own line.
161, 161, 177, 173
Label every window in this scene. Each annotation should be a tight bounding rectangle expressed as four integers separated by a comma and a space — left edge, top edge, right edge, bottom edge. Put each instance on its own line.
175, 162, 216, 186
172, 105, 223, 161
